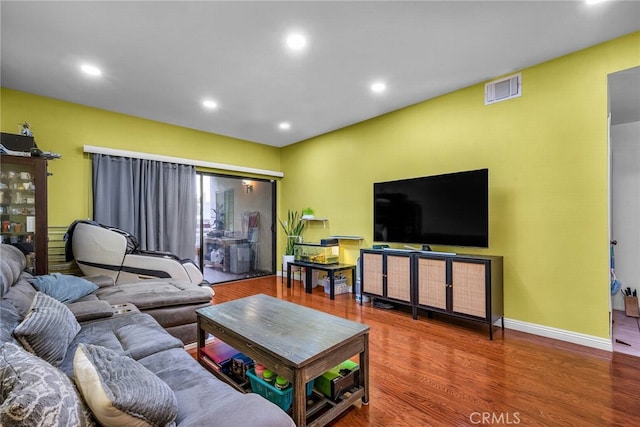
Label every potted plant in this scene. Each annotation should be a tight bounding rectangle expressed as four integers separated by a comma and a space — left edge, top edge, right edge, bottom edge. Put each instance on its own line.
301, 207, 315, 219
279, 210, 305, 271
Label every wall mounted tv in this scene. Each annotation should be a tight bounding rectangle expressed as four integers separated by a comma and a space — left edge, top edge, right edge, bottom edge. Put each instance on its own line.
374, 168, 489, 248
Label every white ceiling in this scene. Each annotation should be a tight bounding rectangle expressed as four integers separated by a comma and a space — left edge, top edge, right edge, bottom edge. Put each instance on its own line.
1, 1, 639, 147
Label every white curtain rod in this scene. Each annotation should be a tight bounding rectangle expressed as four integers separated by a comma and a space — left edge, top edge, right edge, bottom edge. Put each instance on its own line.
83, 145, 284, 178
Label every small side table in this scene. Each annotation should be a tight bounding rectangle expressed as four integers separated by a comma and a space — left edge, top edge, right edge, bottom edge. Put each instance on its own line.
286, 260, 356, 300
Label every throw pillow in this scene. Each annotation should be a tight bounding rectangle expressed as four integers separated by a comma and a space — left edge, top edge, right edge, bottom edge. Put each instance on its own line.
13, 292, 81, 367
73, 343, 178, 427
0, 342, 94, 427
1, 275, 37, 318
29, 273, 98, 303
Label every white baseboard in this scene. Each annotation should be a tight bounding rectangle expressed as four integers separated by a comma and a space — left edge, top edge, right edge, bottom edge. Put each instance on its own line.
503, 318, 612, 352
277, 270, 304, 280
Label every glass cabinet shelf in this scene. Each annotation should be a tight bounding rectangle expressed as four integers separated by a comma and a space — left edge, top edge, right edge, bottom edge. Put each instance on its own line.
1, 153, 49, 274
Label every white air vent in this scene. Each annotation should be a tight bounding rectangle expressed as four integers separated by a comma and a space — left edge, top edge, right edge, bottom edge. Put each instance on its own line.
485, 73, 521, 105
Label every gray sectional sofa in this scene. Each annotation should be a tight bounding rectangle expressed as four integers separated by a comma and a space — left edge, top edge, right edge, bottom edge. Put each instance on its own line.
80, 273, 214, 345
1, 244, 295, 426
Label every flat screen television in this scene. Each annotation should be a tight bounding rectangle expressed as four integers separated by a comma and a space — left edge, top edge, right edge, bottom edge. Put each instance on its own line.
374, 168, 488, 248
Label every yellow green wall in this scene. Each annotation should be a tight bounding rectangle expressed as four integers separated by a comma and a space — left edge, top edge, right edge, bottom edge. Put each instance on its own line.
280, 32, 640, 338
0, 89, 282, 227
2, 32, 638, 339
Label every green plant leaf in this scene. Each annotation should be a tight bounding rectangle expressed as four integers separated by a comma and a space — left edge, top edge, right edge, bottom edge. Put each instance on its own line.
278, 209, 305, 255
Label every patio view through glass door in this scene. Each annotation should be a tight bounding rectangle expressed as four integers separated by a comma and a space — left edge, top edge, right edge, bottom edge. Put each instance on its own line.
195, 173, 275, 284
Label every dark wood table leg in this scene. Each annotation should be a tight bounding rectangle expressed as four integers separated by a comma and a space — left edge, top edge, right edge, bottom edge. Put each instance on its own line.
350, 266, 355, 299
361, 333, 369, 404
305, 266, 313, 293
329, 270, 335, 299
287, 263, 292, 288
196, 317, 205, 362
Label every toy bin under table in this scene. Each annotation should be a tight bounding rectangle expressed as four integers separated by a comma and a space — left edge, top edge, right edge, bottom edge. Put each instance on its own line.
246, 368, 314, 411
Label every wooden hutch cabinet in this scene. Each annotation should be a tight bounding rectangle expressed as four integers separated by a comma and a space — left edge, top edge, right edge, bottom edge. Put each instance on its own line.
1, 155, 49, 274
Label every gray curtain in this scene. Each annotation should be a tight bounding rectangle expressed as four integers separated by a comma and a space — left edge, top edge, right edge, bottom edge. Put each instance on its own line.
92, 154, 197, 260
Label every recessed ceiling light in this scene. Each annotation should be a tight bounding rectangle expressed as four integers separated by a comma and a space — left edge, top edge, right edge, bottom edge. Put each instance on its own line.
370, 81, 387, 94
286, 33, 307, 51
585, 0, 608, 4
80, 64, 102, 77
202, 99, 218, 109
279, 122, 291, 130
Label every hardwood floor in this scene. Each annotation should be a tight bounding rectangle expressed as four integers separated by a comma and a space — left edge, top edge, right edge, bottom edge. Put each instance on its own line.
193, 276, 640, 426
613, 309, 640, 357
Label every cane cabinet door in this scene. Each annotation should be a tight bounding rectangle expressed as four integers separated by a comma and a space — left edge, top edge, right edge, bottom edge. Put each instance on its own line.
386, 254, 411, 303
451, 260, 487, 318
417, 257, 447, 310
361, 251, 384, 296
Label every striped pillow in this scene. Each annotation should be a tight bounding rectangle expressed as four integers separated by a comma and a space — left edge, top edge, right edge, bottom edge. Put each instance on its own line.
74, 343, 178, 427
13, 292, 81, 367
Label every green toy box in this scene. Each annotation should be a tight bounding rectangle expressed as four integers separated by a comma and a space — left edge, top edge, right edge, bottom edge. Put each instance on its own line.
315, 360, 359, 401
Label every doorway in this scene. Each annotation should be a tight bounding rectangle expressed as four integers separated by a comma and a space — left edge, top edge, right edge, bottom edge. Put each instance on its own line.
609, 66, 640, 356
195, 173, 276, 284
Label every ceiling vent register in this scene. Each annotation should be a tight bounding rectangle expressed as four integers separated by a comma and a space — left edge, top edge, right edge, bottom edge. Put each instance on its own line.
485, 73, 521, 105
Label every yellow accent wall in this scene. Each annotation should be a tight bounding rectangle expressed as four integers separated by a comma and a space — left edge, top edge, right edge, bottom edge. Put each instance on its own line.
0, 89, 281, 227
280, 32, 640, 338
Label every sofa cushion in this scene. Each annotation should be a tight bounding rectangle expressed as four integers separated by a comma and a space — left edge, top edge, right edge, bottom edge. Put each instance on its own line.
138, 348, 295, 427
0, 299, 21, 346
58, 312, 184, 377
82, 274, 116, 288
29, 273, 98, 303
74, 343, 177, 427
0, 258, 14, 297
0, 244, 27, 297
2, 274, 36, 318
95, 279, 212, 310
0, 342, 93, 427
13, 292, 81, 367
67, 299, 115, 322
74, 293, 101, 303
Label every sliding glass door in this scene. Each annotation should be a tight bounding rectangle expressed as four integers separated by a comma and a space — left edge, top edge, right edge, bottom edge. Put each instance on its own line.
195, 173, 276, 284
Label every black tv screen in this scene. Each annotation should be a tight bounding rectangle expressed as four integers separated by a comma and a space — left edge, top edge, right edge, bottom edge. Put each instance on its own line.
374, 168, 488, 247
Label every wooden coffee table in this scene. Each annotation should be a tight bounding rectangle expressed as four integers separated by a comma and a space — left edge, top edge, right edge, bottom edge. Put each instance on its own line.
196, 294, 370, 427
